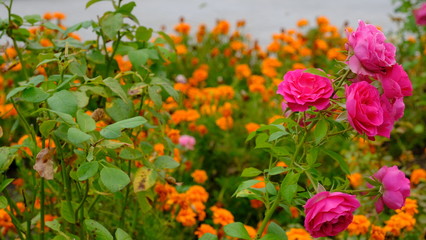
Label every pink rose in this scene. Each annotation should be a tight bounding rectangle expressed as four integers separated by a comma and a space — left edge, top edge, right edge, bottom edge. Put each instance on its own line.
368, 166, 410, 213
277, 69, 333, 112
346, 20, 396, 76
413, 3, 426, 26
178, 135, 196, 150
377, 96, 405, 138
345, 81, 383, 138
378, 64, 413, 99
304, 191, 360, 238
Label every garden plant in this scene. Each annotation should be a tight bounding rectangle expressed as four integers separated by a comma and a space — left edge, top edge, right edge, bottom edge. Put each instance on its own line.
0, 0, 425, 239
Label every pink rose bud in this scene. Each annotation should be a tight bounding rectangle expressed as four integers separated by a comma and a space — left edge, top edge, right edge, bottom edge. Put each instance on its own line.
304, 191, 360, 238
378, 64, 413, 99
277, 69, 333, 112
345, 81, 384, 138
178, 135, 196, 150
368, 166, 410, 213
346, 20, 396, 76
413, 3, 426, 26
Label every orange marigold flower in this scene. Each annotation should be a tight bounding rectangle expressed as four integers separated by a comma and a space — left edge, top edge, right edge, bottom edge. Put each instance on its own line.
290, 206, 299, 218
154, 143, 165, 156
347, 173, 363, 188
43, 12, 53, 20
327, 48, 346, 61
315, 39, 328, 51
230, 40, 246, 51
176, 207, 197, 226
244, 225, 257, 239
286, 228, 312, 240
216, 116, 233, 130
12, 178, 24, 187
175, 44, 187, 55
370, 225, 386, 240
212, 20, 230, 35
396, 198, 418, 216
195, 224, 217, 238
316, 16, 329, 26
174, 22, 191, 35
252, 176, 265, 188
347, 215, 371, 235
211, 206, 234, 226
155, 183, 177, 202
250, 199, 263, 208
53, 12, 66, 20
4, 47, 17, 59
297, 18, 309, 27
384, 212, 416, 236
186, 185, 209, 203
114, 55, 132, 72
410, 168, 426, 185
167, 128, 180, 144
197, 125, 208, 135
191, 170, 208, 184
235, 64, 252, 79
268, 115, 284, 124
245, 122, 260, 133
40, 38, 53, 47
267, 40, 281, 52
292, 63, 306, 70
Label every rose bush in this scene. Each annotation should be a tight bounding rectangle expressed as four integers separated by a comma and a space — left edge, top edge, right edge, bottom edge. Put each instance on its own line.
304, 191, 360, 237
276, 69, 333, 112
413, 3, 426, 26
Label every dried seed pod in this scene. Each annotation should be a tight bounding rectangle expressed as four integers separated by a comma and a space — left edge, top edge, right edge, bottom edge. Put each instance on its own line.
91, 108, 105, 122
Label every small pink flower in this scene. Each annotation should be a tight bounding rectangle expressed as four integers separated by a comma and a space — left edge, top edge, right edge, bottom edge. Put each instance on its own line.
304, 191, 360, 238
346, 20, 396, 76
345, 81, 384, 138
378, 64, 413, 99
368, 166, 410, 213
413, 3, 426, 26
178, 135, 196, 150
277, 69, 333, 112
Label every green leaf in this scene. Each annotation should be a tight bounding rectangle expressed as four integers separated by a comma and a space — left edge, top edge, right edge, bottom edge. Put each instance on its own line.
119, 148, 142, 160
233, 179, 261, 197
199, 233, 218, 240
260, 233, 282, 240
268, 166, 287, 175
45, 219, 61, 232
154, 156, 179, 169
40, 120, 57, 137
157, 31, 176, 49
21, 87, 49, 103
304, 68, 330, 78
148, 85, 162, 107
133, 167, 158, 192
86, 0, 107, 8
100, 13, 123, 40
47, 90, 78, 116
128, 49, 149, 67
0, 196, 7, 209
50, 110, 76, 125
84, 219, 113, 240
223, 222, 250, 240
135, 26, 152, 42
43, 21, 65, 33
267, 222, 287, 240
115, 228, 133, 240
69, 59, 87, 77
61, 201, 78, 223
116, 2, 136, 15
241, 167, 262, 177
24, 14, 41, 24
255, 133, 273, 149
100, 167, 130, 192
268, 130, 288, 142
77, 161, 99, 181
6, 86, 26, 100
77, 110, 96, 132
0, 178, 14, 192
266, 182, 277, 195
280, 171, 300, 204
314, 119, 328, 144
0, 147, 16, 173
67, 127, 92, 145
322, 149, 350, 175
106, 98, 134, 122
100, 116, 147, 139
104, 77, 129, 103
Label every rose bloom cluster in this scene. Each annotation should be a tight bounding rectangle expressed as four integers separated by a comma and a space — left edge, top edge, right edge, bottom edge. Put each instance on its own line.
345, 20, 412, 139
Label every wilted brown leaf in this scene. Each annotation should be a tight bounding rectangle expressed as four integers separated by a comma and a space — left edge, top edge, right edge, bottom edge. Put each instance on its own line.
33, 148, 55, 180
133, 167, 157, 193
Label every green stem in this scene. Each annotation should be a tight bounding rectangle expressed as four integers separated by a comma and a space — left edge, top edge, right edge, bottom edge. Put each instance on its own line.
40, 179, 45, 240
331, 68, 352, 98
75, 181, 89, 239
118, 159, 132, 228
255, 194, 281, 239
